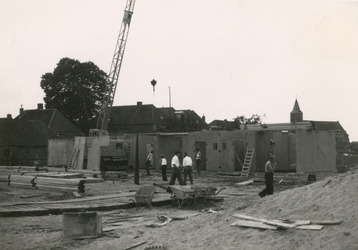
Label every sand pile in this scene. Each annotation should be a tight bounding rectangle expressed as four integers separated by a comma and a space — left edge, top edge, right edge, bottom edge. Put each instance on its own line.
155, 167, 358, 250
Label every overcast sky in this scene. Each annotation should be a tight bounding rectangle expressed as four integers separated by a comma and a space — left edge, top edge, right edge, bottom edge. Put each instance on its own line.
1, 0, 358, 140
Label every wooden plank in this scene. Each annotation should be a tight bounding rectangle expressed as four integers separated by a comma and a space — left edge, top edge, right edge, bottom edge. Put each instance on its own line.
103, 226, 122, 232
295, 225, 323, 230
273, 219, 311, 225
10, 182, 78, 191
231, 219, 277, 230
234, 179, 254, 186
227, 193, 255, 196
233, 214, 297, 229
311, 220, 342, 225
34, 173, 84, 179
10, 175, 83, 185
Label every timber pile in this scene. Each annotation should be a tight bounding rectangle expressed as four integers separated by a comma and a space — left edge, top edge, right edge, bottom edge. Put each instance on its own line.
33, 172, 85, 179
0, 166, 48, 174
0, 192, 172, 217
7, 175, 86, 192
231, 213, 342, 231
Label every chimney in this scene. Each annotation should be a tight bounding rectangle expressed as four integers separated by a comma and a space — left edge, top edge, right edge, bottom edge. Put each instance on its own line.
20, 104, 24, 115
37, 103, 44, 110
7, 114, 12, 119
202, 115, 205, 122
136, 101, 142, 111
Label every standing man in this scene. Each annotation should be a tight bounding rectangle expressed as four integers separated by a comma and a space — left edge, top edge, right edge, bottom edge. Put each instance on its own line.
160, 154, 168, 181
183, 152, 193, 185
259, 155, 277, 198
169, 151, 184, 185
145, 150, 154, 176
195, 148, 202, 176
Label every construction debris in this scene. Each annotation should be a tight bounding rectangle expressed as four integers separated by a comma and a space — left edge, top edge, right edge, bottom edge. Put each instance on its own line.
146, 215, 172, 228
232, 213, 342, 231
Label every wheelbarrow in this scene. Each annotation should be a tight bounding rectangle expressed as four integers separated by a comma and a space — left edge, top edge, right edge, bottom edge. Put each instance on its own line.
169, 185, 196, 207
130, 185, 156, 210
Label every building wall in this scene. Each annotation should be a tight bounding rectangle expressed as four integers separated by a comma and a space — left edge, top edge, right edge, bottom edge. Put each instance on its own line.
157, 135, 184, 170
295, 130, 336, 172
128, 134, 159, 170
1, 145, 47, 166
47, 139, 74, 166
184, 130, 256, 172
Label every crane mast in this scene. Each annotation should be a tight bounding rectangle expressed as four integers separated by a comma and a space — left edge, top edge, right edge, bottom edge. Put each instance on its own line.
96, 0, 136, 132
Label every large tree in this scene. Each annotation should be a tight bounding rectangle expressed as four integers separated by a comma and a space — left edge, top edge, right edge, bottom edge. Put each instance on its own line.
40, 58, 108, 134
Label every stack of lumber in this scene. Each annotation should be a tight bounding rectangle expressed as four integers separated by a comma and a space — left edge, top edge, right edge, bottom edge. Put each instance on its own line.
231, 213, 342, 231
8, 175, 86, 192
0, 166, 48, 174
32, 172, 84, 179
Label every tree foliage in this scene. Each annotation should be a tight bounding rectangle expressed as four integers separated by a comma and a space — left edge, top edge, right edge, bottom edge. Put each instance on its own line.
40, 58, 108, 134
234, 114, 266, 125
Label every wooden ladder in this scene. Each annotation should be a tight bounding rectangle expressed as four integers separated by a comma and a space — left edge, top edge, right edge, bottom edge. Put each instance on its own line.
68, 148, 80, 169
241, 148, 255, 177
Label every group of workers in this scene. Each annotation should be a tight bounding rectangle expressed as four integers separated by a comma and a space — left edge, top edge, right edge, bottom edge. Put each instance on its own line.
145, 149, 202, 186
146, 148, 277, 197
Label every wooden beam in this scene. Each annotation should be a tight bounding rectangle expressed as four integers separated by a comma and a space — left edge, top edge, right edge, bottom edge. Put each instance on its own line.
233, 214, 297, 229
231, 219, 277, 230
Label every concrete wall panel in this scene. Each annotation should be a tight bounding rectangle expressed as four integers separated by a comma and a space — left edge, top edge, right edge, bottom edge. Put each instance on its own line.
295, 130, 336, 172
47, 139, 74, 166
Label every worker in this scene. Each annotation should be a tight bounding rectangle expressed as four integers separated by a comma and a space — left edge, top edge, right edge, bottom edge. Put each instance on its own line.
182, 152, 193, 185
259, 155, 277, 198
169, 151, 184, 185
160, 154, 168, 181
195, 148, 202, 175
145, 150, 154, 176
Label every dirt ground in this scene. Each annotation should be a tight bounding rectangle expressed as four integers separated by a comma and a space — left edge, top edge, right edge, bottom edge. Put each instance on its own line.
0, 167, 357, 250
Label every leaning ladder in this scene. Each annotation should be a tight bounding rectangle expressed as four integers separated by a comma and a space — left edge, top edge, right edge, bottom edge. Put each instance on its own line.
68, 148, 80, 169
241, 148, 255, 177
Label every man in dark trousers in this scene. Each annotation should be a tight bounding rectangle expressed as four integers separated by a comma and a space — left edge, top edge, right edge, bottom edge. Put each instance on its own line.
259, 155, 276, 198
182, 152, 193, 185
145, 150, 154, 176
160, 154, 168, 181
169, 151, 184, 185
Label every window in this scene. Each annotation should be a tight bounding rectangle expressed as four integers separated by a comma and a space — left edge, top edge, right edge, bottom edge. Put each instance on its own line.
213, 143, 218, 150
116, 143, 123, 150
222, 143, 227, 150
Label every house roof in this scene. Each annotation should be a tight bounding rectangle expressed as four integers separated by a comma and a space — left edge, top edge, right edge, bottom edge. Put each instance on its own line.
16, 108, 83, 137
243, 122, 312, 131
108, 104, 166, 126
306, 120, 345, 132
209, 119, 235, 127
173, 109, 210, 129
0, 118, 59, 146
107, 104, 208, 128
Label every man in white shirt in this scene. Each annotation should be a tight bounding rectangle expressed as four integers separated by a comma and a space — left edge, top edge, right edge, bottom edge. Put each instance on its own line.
182, 152, 193, 185
195, 148, 202, 175
160, 154, 168, 181
169, 151, 184, 185
259, 155, 277, 198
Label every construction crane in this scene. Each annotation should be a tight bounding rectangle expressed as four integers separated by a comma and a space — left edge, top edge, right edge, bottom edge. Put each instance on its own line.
91, 0, 136, 136
70, 0, 136, 171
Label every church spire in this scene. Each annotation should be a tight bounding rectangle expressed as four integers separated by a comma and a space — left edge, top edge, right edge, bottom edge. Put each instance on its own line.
290, 98, 303, 123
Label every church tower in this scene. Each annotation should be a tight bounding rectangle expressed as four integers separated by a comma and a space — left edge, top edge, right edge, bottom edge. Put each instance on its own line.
290, 98, 303, 123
